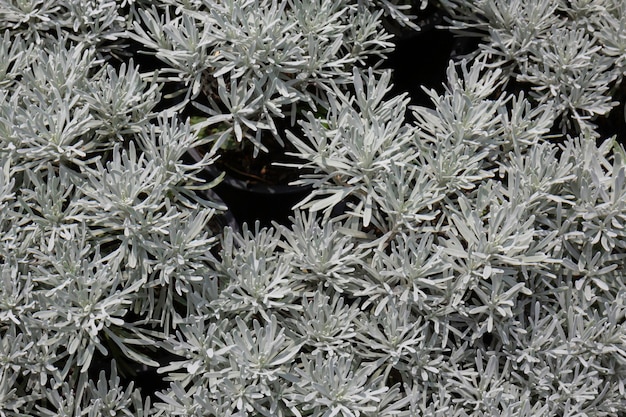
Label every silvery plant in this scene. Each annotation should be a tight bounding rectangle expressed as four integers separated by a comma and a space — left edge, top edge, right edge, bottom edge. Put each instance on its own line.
1, 1, 626, 417
438, 0, 626, 136
128, 0, 419, 152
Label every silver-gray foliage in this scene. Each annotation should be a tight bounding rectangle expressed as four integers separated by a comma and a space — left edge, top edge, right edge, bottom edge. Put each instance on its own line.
0, 1, 625, 416
129, 0, 412, 152
439, 0, 626, 135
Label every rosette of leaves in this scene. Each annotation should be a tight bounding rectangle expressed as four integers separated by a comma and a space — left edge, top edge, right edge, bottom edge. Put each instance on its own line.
286, 68, 423, 230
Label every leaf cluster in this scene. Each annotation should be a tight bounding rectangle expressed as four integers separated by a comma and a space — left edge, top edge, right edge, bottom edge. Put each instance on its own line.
1, 1, 625, 417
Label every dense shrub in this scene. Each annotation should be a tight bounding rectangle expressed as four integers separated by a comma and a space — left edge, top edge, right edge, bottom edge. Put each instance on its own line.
0, 1, 624, 416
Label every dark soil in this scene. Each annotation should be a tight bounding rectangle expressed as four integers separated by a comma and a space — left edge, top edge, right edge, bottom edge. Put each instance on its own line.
211, 138, 307, 187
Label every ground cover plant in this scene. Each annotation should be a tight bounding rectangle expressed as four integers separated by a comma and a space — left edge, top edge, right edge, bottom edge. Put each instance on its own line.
0, 0, 625, 416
